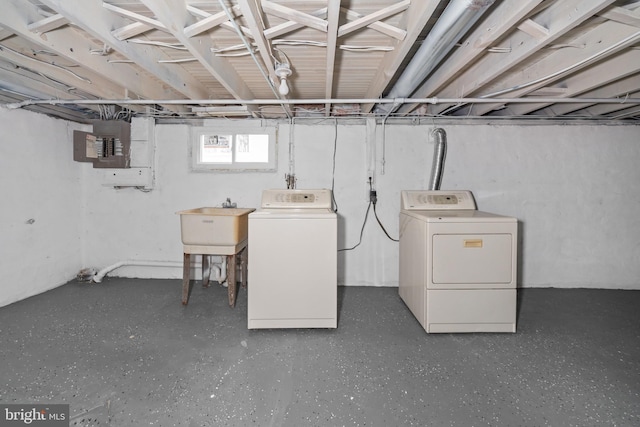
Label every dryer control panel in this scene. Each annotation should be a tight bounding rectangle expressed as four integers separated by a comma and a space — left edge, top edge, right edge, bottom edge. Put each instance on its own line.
401, 190, 477, 210
261, 189, 333, 209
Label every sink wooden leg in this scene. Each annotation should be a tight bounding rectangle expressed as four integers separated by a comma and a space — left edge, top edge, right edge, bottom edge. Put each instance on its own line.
241, 247, 248, 289
182, 253, 191, 305
227, 254, 237, 307
202, 254, 210, 288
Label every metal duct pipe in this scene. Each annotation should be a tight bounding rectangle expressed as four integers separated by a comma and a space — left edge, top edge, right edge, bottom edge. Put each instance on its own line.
429, 128, 447, 191
378, 0, 495, 114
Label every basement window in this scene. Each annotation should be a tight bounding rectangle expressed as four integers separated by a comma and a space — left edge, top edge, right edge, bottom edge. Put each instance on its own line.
191, 126, 277, 172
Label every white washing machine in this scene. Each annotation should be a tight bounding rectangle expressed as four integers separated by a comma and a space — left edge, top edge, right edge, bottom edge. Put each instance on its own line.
399, 190, 517, 333
248, 189, 337, 329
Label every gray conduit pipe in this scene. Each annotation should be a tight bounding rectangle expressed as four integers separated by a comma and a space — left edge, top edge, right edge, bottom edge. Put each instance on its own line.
429, 128, 447, 191
377, 0, 496, 114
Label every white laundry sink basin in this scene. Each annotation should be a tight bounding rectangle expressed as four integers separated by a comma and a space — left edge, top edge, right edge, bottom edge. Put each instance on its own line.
177, 207, 254, 246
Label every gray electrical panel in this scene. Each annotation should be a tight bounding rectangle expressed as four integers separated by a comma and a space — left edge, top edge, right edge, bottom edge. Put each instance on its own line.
73, 120, 131, 169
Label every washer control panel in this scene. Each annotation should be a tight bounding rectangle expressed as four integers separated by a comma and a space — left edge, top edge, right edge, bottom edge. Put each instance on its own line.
401, 190, 476, 210
261, 189, 333, 209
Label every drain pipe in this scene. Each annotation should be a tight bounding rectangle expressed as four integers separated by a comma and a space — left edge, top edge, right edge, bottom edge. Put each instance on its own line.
377, 0, 495, 114
429, 128, 447, 191
92, 260, 183, 283
91, 258, 227, 283
204, 256, 228, 287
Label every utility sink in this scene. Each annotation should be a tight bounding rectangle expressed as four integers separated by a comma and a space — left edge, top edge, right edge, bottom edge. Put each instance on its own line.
177, 207, 255, 246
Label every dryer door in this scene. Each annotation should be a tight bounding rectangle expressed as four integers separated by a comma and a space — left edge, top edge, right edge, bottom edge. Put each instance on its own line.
431, 233, 514, 286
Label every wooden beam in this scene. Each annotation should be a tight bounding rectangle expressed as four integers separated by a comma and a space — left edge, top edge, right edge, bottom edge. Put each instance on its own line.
0, 57, 99, 108
325, 0, 341, 115
236, 0, 292, 116
397, 0, 548, 115
26, 14, 68, 34
338, 0, 410, 38
1, 0, 190, 110
261, 0, 328, 33
185, 5, 248, 38
361, 0, 441, 112
598, 5, 640, 28
112, 22, 153, 41
0, 28, 14, 41
605, 102, 640, 119
102, 2, 167, 32
517, 19, 550, 39
495, 50, 640, 116
425, 0, 618, 116
264, 8, 327, 40
236, 0, 276, 92
341, 8, 406, 41
458, 5, 640, 117
140, 0, 257, 108
38, 0, 211, 101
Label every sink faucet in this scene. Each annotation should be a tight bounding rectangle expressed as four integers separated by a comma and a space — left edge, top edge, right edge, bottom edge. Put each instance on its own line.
222, 197, 237, 208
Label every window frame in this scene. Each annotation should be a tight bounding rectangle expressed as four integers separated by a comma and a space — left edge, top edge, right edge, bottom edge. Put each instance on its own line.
190, 126, 277, 172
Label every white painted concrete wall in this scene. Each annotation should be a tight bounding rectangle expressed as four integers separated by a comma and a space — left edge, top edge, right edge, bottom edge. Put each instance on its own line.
81, 119, 640, 290
0, 109, 87, 307
1, 109, 639, 309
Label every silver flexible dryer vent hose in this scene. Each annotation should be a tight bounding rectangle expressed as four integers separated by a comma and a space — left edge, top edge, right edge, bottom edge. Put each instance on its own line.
429, 128, 447, 191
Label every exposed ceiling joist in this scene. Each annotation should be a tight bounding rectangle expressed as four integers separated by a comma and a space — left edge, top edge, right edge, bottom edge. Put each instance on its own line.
1, 0, 639, 122
38, 0, 212, 103
325, 0, 341, 115
398, 0, 550, 115
185, 5, 244, 38
140, 0, 259, 115
102, 2, 167, 32
26, 14, 68, 34
496, 50, 640, 117
186, 4, 252, 38
261, 0, 328, 33
264, 7, 327, 40
539, 74, 640, 117
458, 6, 640, 116
0, 59, 100, 114
361, 0, 441, 113
341, 7, 406, 40
0, 0, 181, 115
337, 0, 410, 38
427, 0, 619, 116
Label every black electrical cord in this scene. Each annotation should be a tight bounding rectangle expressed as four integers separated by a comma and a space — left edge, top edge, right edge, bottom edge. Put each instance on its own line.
338, 201, 372, 252
373, 201, 399, 242
339, 178, 398, 251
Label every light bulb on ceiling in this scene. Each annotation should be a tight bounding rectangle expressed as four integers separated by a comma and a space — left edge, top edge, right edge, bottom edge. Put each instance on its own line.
278, 78, 289, 96
274, 61, 292, 97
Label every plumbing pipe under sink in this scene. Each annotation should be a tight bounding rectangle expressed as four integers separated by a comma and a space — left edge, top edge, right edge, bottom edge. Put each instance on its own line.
91, 258, 228, 283
203, 256, 228, 287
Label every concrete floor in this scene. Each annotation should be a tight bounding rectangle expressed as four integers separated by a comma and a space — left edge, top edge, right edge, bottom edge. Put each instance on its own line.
0, 279, 639, 427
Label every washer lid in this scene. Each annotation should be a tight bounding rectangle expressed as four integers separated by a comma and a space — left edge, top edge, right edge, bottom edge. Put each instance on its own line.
401, 190, 476, 211
261, 189, 333, 209
250, 208, 336, 219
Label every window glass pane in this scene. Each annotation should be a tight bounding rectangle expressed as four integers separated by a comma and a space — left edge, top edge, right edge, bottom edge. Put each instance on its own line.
235, 134, 269, 163
200, 134, 233, 164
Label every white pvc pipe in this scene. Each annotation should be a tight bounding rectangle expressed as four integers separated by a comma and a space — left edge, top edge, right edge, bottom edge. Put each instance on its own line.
92, 258, 227, 283
206, 256, 228, 286
5, 96, 640, 110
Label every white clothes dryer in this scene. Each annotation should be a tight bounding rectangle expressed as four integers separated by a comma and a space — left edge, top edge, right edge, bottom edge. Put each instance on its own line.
248, 189, 337, 329
399, 190, 518, 333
